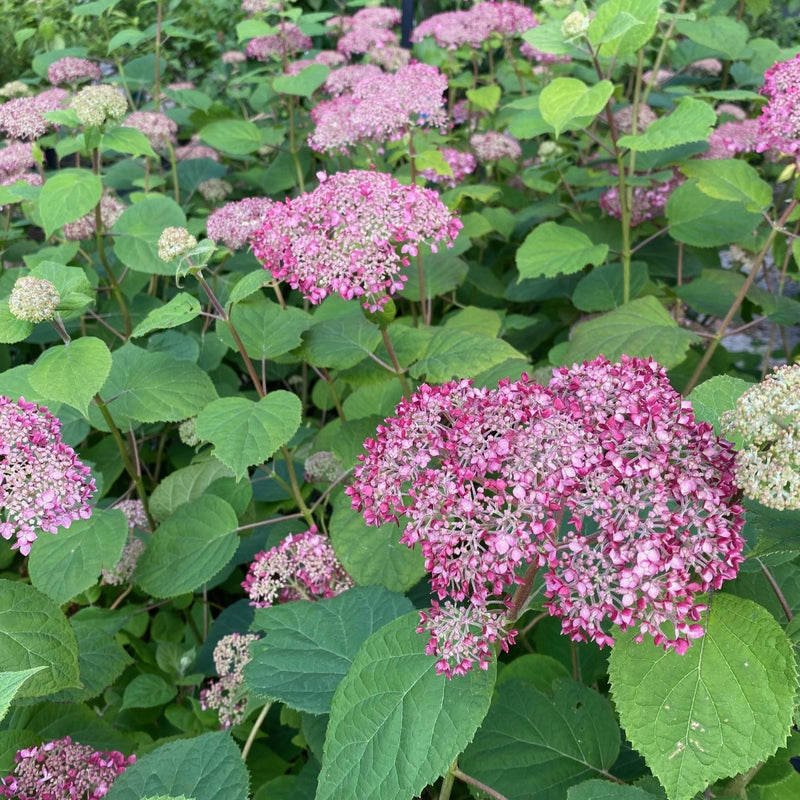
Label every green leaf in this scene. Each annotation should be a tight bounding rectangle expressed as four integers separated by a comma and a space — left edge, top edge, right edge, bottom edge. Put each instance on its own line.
588, 0, 661, 59
131, 293, 202, 338
461, 679, 621, 800
409, 327, 526, 383
539, 78, 615, 137
674, 269, 745, 318
618, 98, 716, 152
112, 195, 187, 275
273, 64, 329, 97
0, 301, 33, 343
609, 593, 797, 800
687, 374, 751, 437
104, 731, 249, 800
28, 337, 111, 416
495, 654, 570, 692
236, 18, 275, 41
149, 459, 234, 521
0, 579, 80, 698
564, 296, 701, 369
134, 496, 239, 598
28, 509, 128, 604
681, 159, 772, 212
0, 668, 45, 723
517, 222, 608, 280
195, 393, 302, 480
246, 586, 412, 714
199, 119, 262, 156
217, 295, 310, 361
466, 84, 502, 113
121, 674, 178, 710
38, 169, 103, 237
301, 315, 382, 370
675, 17, 750, 60
229, 270, 273, 304
91, 343, 217, 429
328, 493, 425, 593
572, 262, 649, 312
522, 20, 579, 56
666, 181, 763, 247
399, 252, 469, 302
316, 611, 496, 800
568, 780, 659, 800
30, 261, 94, 315
102, 126, 157, 158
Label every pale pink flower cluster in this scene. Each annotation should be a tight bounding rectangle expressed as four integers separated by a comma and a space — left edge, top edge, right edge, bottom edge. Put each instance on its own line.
689, 58, 723, 76
757, 54, 800, 156
612, 103, 657, 135
101, 537, 145, 586
366, 43, 412, 72
242, 527, 353, 607
0, 396, 95, 556
600, 171, 683, 226
412, 2, 537, 50
174, 134, 219, 162
200, 633, 260, 728
338, 26, 399, 56
704, 119, 761, 158
330, 6, 400, 55
122, 110, 177, 150
420, 147, 477, 188
250, 169, 462, 311
0, 736, 134, 800
284, 50, 346, 76
0, 141, 39, 188
221, 49, 247, 65
246, 23, 312, 61
207, 196, 273, 250
0, 88, 68, 140
324, 64, 383, 96
309, 62, 448, 152
348, 356, 744, 677
470, 131, 522, 162
241, 0, 282, 15
47, 56, 102, 86
62, 192, 126, 241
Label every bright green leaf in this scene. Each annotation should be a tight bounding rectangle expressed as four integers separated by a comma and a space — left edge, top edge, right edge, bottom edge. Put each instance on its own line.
539, 78, 614, 137
688, 374, 751, 438
199, 119, 262, 155
675, 17, 750, 60
0, 668, 46, 724
131, 293, 202, 338
466, 84, 502, 113
609, 593, 797, 800
30, 261, 94, 315
568, 780, 659, 800
113, 196, 187, 275
102, 127, 157, 158
681, 159, 772, 212
38, 169, 103, 237
121, 674, 177, 710
149, 459, 234, 521
589, 0, 661, 59
572, 262, 649, 311
316, 611, 496, 800
301, 315, 382, 370
618, 98, 716, 152
273, 64, 329, 97
517, 221, 608, 280
0, 301, 33, 343
195, 393, 302, 480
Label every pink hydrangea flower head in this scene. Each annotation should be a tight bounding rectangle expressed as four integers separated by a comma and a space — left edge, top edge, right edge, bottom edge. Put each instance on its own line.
600, 170, 683, 226
243, 527, 353, 608
310, 62, 448, 152
199, 632, 260, 728
470, 130, 522, 162
0, 141, 38, 187
543, 356, 745, 653
704, 118, 761, 158
221, 49, 247, 65
757, 55, 800, 155
337, 25, 399, 56
122, 110, 177, 150
207, 196, 273, 250
0, 88, 68, 140
352, 6, 401, 29
250, 169, 462, 310
324, 64, 383, 96
246, 22, 312, 61
366, 43, 412, 71
419, 147, 477, 188
0, 736, 134, 800
0, 396, 95, 556
174, 134, 220, 162
47, 56, 102, 86
62, 192, 126, 241
412, 2, 536, 49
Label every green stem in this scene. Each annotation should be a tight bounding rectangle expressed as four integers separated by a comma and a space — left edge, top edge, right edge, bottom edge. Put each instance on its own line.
242, 702, 272, 760
451, 767, 510, 800
380, 327, 412, 395
287, 94, 305, 193
153, 0, 162, 112
438, 761, 457, 800
641, 0, 687, 106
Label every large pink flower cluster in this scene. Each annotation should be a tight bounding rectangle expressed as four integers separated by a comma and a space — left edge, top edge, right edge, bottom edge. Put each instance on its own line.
411, 1, 537, 50
249, 169, 461, 311
47, 56, 102, 86
207, 196, 273, 250
757, 54, 800, 156
0, 736, 134, 800
309, 62, 448, 152
246, 22, 312, 61
242, 527, 353, 607
0, 396, 95, 556
0, 88, 68, 140
348, 357, 745, 678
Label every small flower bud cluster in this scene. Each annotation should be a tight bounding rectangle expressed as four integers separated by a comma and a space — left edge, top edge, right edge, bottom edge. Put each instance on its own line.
157, 226, 198, 262
71, 85, 127, 128
0, 396, 96, 555
562, 10, 590, 40
47, 56, 102, 86
199, 633, 260, 728
8, 275, 60, 322
0, 88, 68, 140
419, 147, 477, 188
349, 356, 745, 677
250, 169, 462, 311
178, 417, 201, 447
246, 23, 312, 61
470, 131, 522, 163
304, 450, 344, 483
206, 196, 273, 250
122, 110, 177, 150
198, 178, 233, 204
722, 364, 800, 510
0, 736, 134, 799
242, 527, 353, 608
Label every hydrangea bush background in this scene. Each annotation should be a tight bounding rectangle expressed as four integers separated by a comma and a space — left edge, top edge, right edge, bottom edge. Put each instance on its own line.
1, 1, 800, 799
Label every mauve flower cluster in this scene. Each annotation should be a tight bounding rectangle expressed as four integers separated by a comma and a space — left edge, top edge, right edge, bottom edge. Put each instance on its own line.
366, 44, 411, 72
0, 141, 39, 188
600, 171, 683, 227
284, 50, 346, 76
324, 64, 383, 96
419, 147, 477, 188
62, 192, 126, 241
174, 134, 219, 162
470, 131, 522, 162
200, 633, 260, 728
242, 527, 353, 607
753, 55, 800, 156
122, 110, 177, 150
411, 1, 537, 50
309, 62, 448, 152
348, 356, 745, 678
332, 6, 401, 55
249, 169, 461, 311
207, 196, 272, 250
0, 88, 68, 140
704, 119, 761, 158
47, 56, 102, 86
246, 22, 312, 61
0, 736, 134, 799
0, 396, 95, 556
